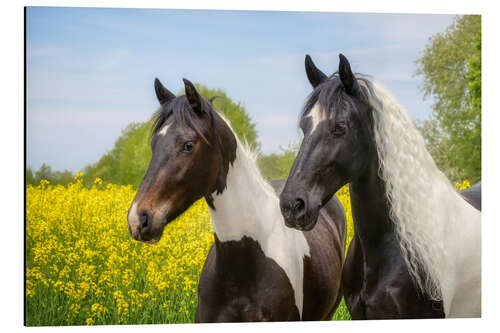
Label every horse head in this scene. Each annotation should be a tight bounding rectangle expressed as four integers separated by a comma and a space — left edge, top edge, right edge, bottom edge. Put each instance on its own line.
280, 54, 374, 231
127, 78, 236, 243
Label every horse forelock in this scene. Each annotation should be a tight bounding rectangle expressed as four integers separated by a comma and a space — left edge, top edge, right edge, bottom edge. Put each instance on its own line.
150, 96, 237, 205
151, 97, 213, 144
300, 75, 369, 134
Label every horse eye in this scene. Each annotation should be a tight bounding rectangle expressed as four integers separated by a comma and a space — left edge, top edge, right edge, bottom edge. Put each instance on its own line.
333, 122, 346, 137
183, 141, 194, 152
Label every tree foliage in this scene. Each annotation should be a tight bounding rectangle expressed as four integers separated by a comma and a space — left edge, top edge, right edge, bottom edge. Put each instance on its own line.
467, 28, 481, 116
26, 163, 74, 186
83, 122, 152, 187
193, 84, 260, 151
414, 15, 481, 182
82, 83, 260, 187
257, 144, 298, 181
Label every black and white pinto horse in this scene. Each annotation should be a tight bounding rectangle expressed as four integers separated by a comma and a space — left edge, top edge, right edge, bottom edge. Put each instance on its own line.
280, 54, 481, 319
127, 78, 346, 322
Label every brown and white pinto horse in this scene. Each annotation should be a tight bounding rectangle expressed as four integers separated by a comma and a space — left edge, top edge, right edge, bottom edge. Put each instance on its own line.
127, 78, 346, 322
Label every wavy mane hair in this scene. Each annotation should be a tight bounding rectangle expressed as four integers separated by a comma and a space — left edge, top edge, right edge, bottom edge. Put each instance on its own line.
360, 78, 464, 301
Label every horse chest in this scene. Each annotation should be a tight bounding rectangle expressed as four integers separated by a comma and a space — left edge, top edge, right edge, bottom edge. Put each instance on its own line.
343, 234, 444, 319
197, 270, 299, 322
196, 237, 300, 322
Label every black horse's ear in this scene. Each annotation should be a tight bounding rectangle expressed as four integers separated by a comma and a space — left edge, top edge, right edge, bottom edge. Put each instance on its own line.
183, 78, 203, 115
338, 54, 359, 95
305, 54, 328, 88
154, 78, 176, 105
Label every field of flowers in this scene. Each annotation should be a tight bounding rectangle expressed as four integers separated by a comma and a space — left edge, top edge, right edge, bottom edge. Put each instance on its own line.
26, 174, 214, 326
25, 174, 470, 326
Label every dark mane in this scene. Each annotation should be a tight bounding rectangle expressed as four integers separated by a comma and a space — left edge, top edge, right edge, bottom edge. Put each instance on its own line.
301, 73, 343, 123
300, 73, 375, 130
151, 96, 214, 145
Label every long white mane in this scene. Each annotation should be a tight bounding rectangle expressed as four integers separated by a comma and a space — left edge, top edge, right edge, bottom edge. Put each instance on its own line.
361, 79, 470, 301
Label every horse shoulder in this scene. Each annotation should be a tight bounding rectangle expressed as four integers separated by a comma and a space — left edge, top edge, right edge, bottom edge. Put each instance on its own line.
196, 244, 222, 322
301, 196, 346, 320
342, 235, 366, 319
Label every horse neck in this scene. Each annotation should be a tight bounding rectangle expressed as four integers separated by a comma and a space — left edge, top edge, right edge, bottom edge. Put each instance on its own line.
208, 143, 286, 247
349, 154, 395, 249
207, 142, 311, 317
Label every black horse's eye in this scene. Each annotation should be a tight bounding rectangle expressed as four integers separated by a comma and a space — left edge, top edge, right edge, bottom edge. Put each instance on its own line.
183, 141, 194, 152
333, 122, 346, 137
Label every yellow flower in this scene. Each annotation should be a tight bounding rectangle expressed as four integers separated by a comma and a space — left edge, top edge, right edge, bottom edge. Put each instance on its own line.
25, 177, 360, 325
455, 180, 472, 191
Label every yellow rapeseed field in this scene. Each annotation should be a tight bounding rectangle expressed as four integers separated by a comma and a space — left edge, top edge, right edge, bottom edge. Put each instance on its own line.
25, 174, 471, 326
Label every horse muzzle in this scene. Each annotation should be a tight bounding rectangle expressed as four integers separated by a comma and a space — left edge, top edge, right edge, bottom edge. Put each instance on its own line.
127, 202, 166, 244
279, 192, 320, 231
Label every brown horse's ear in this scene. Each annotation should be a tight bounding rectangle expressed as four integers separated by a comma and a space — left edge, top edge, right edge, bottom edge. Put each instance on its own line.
154, 78, 176, 105
338, 54, 360, 95
183, 78, 203, 115
209, 96, 223, 104
305, 54, 328, 88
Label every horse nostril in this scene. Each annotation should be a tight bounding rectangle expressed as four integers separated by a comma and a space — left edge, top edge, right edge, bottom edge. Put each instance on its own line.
293, 198, 305, 215
139, 210, 150, 229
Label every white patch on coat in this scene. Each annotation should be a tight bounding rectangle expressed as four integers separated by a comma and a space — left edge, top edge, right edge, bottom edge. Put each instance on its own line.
306, 103, 327, 134
208, 134, 310, 318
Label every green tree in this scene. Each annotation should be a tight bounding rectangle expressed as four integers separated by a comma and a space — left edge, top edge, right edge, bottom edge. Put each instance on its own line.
193, 83, 260, 151
83, 83, 260, 187
26, 166, 36, 185
257, 144, 298, 180
467, 28, 481, 118
414, 15, 481, 182
83, 122, 151, 186
52, 170, 74, 186
35, 163, 53, 183
30, 163, 75, 186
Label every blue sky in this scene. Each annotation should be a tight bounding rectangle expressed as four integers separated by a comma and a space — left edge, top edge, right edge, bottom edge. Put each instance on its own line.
26, 7, 455, 172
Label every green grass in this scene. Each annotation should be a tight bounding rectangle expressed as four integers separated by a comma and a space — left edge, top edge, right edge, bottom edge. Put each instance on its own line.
332, 298, 351, 320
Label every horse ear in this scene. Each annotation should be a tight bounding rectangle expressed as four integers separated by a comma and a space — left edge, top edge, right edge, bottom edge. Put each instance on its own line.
305, 55, 328, 88
183, 78, 203, 115
154, 78, 176, 105
338, 54, 359, 95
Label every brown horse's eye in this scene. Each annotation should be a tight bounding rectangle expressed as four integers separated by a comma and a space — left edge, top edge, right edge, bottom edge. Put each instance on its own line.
183, 141, 194, 152
333, 122, 346, 137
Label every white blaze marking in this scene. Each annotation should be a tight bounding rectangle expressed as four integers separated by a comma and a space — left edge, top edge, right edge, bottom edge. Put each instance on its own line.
128, 201, 139, 233
306, 103, 327, 134
158, 123, 171, 136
